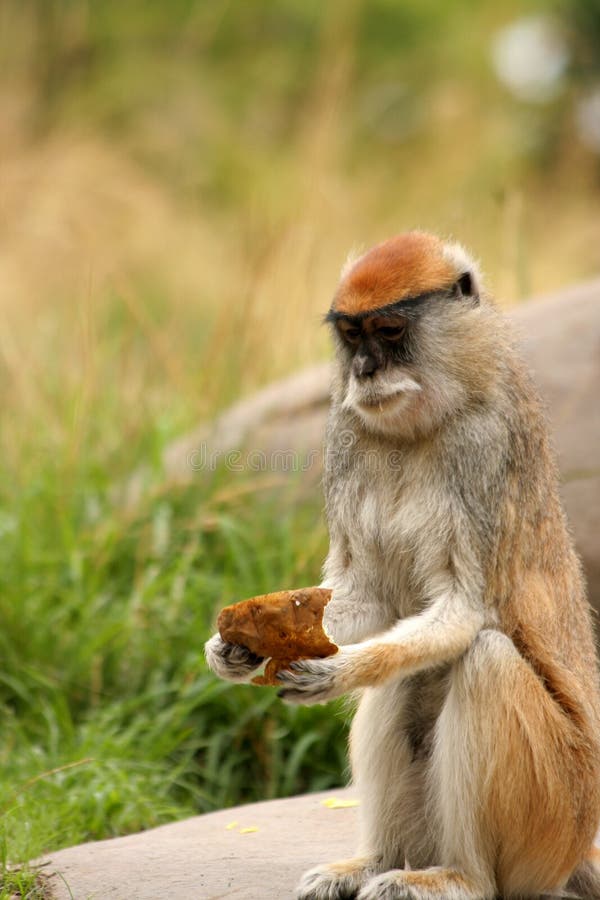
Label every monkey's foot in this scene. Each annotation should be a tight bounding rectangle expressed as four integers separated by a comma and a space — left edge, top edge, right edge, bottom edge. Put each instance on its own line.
357, 867, 491, 900
295, 856, 383, 900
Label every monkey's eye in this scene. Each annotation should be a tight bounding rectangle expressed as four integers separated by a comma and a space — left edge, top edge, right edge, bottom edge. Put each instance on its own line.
337, 324, 361, 344
377, 324, 406, 342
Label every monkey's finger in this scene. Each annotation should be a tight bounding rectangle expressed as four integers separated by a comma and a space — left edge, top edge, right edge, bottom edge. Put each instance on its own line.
277, 687, 332, 705
289, 659, 328, 674
276, 667, 330, 688
222, 642, 264, 668
204, 633, 265, 681
276, 665, 337, 703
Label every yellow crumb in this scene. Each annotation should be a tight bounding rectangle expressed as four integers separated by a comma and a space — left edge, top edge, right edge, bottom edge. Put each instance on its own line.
239, 826, 259, 834
225, 821, 239, 830
321, 798, 360, 809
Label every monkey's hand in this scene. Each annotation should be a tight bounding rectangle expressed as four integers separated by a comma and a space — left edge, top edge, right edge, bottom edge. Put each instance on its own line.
276, 653, 350, 705
204, 633, 264, 683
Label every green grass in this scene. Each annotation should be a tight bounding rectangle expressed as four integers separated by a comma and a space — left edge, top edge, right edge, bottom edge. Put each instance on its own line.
0, 451, 348, 876
0, 862, 49, 900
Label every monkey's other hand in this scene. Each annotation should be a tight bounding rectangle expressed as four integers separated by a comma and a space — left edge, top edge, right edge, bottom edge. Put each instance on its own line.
204, 633, 264, 683
277, 654, 348, 704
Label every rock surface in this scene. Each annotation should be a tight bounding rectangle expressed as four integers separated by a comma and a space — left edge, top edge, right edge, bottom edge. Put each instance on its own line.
511, 281, 600, 607
45, 788, 359, 899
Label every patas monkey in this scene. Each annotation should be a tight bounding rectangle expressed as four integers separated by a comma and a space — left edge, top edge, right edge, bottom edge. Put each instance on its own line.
205, 232, 600, 899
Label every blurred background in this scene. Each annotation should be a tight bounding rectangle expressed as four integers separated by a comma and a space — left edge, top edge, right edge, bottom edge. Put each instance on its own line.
1, 0, 600, 886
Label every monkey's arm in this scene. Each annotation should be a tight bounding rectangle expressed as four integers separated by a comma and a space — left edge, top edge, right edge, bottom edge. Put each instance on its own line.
318, 581, 391, 646
317, 536, 392, 646
277, 591, 484, 704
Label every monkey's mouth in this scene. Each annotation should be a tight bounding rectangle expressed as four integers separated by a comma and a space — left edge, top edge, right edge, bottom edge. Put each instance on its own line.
345, 375, 421, 417
356, 391, 404, 411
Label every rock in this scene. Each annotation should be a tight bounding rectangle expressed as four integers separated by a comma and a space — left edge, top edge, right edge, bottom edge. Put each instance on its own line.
163, 364, 331, 471
145, 279, 600, 608
509, 280, 600, 610
123, 364, 331, 505
44, 788, 359, 899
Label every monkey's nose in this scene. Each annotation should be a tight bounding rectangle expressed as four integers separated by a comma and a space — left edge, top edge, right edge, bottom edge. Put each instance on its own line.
354, 354, 378, 378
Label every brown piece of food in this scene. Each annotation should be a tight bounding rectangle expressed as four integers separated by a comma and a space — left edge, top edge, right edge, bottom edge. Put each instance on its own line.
217, 587, 337, 686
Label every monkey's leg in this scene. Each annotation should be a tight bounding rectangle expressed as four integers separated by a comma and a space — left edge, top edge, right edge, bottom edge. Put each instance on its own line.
355, 628, 597, 900
351, 682, 434, 871
295, 684, 420, 900
428, 628, 595, 900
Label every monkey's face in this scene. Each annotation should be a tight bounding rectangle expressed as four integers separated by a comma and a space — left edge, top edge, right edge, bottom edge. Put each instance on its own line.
328, 288, 483, 440
327, 233, 491, 439
332, 309, 421, 428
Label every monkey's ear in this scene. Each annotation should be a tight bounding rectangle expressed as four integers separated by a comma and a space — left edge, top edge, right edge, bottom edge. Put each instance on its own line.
454, 271, 479, 305
442, 240, 482, 306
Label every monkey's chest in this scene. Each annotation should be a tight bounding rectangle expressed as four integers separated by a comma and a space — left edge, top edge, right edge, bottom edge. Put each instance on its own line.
340, 477, 445, 576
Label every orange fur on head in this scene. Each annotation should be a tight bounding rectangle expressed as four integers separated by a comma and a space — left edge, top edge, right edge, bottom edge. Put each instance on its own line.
333, 232, 459, 316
